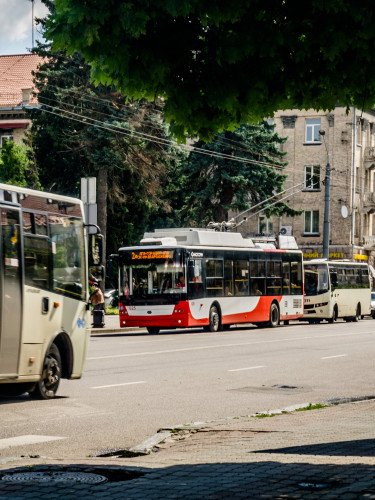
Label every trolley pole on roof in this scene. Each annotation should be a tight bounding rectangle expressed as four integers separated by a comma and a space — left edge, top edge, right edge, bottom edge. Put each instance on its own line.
319, 130, 331, 260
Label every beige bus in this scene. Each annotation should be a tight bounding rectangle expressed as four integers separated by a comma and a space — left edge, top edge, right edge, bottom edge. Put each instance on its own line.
0, 183, 102, 399
303, 260, 371, 323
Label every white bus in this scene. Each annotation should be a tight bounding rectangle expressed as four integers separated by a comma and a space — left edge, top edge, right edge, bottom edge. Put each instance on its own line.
303, 259, 371, 323
118, 228, 304, 332
0, 183, 102, 399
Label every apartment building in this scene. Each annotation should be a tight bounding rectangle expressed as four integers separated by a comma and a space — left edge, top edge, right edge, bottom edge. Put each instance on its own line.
239, 107, 375, 265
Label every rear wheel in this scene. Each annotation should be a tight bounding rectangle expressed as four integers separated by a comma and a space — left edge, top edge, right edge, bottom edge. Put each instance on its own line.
29, 343, 61, 400
268, 303, 280, 328
147, 327, 160, 334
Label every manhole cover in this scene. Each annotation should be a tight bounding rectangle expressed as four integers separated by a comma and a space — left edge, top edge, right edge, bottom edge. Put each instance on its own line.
2, 471, 107, 484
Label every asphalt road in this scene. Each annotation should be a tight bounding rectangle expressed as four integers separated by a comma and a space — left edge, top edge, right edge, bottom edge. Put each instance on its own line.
0, 319, 374, 462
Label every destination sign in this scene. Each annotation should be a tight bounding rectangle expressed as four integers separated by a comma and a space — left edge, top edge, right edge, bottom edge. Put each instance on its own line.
131, 250, 174, 260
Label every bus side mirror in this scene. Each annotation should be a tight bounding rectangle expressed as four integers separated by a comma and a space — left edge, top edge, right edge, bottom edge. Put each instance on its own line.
89, 233, 103, 266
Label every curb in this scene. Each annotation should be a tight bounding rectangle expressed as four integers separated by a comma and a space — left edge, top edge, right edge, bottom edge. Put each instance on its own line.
130, 395, 375, 455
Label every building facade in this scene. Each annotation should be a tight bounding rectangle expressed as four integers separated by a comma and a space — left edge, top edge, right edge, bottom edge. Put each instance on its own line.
239, 107, 375, 265
0, 54, 42, 146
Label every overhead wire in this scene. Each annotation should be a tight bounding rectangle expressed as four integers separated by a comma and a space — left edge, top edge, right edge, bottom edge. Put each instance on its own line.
4, 71, 288, 170
36, 101, 286, 169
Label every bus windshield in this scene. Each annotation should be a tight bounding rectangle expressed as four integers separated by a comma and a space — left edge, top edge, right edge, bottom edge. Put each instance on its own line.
304, 264, 329, 296
120, 249, 185, 298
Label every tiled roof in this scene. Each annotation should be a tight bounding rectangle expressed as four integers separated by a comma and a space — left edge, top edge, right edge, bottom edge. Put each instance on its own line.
0, 54, 44, 107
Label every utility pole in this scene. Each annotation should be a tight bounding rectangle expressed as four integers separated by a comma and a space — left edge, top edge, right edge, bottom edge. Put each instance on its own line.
319, 130, 331, 259
30, 0, 35, 49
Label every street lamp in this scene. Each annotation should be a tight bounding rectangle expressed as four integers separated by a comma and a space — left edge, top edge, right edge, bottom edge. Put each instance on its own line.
319, 130, 331, 259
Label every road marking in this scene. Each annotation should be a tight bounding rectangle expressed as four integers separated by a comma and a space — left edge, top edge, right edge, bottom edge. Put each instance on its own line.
0, 435, 65, 450
91, 381, 146, 389
87, 331, 370, 361
321, 354, 347, 360
228, 365, 266, 372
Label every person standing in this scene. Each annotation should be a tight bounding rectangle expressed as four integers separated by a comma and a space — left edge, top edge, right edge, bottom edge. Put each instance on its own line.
90, 282, 105, 327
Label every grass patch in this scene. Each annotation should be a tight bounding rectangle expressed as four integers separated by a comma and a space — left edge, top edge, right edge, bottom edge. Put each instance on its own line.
254, 412, 278, 419
295, 403, 327, 412
254, 402, 328, 419
105, 306, 119, 315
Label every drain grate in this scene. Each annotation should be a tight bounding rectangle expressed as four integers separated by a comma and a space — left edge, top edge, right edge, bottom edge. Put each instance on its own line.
2, 471, 107, 485
0, 467, 145, 484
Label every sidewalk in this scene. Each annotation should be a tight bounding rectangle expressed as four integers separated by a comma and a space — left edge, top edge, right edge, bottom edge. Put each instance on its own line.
0, 398, 374, 498
90, 314, 141, 334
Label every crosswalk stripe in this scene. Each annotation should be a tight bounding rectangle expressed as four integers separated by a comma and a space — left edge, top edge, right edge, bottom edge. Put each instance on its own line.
0, 435, 65, 450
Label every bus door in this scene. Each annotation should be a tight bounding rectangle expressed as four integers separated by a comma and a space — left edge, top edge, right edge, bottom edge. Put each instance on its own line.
0, 207, 22, 377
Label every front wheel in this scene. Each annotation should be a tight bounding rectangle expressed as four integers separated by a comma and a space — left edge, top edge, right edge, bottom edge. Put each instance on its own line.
29, 343, 61, 400
207, 305, 220, 332
268, 303, 280, 328
327, 305, 338, 324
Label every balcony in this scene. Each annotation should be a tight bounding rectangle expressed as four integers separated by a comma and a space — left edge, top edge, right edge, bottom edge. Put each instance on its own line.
363, 235, 375, 249
363, 192, 375, 212
364, 147, 375, 168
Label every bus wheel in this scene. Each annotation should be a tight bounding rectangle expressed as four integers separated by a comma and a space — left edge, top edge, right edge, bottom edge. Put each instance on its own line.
284, 320, 290, 326
353, 304, 361, 322
208, 305, 220, 332
328, 305, 338, 324
29, 344, 61, 400
147, 327, 160, 334
268, 303, 280, 328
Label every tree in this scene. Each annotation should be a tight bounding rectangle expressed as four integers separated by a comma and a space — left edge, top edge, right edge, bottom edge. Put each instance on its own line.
0, 140, 39, 188
177, 122, 296, 226
46, 1, 375, 139
29, 45, 185, 256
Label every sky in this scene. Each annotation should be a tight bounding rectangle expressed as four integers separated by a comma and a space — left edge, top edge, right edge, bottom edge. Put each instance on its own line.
0, 0, 48, 55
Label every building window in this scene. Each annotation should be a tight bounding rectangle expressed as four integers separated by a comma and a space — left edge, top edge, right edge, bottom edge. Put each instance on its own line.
258, 215, 273, 234
304, 210, 319, 234
304, 165, 320, 190
305, 118, 321, 143
0, 135, 13, 147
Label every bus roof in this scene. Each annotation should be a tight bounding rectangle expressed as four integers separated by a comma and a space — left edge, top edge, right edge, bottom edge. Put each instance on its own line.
0, 182, 82, 206
120, 228, 299, 251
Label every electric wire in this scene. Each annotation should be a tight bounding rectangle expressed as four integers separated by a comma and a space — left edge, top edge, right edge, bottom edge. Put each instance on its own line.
36, 102, 286, 169
4, 72, 283, 168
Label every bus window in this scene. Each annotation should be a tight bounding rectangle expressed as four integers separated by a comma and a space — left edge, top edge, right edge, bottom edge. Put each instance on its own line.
282, 261, 291, 294
291, 261, 302, 295
50, 216, 85, 300
187, 259, 204, 299
24, 236, 50, 289
266, 261, 282, 295
234, 260, 249, 296
205, 259, 223, 297
224, 260, 233, 296
250, 260, 266, 295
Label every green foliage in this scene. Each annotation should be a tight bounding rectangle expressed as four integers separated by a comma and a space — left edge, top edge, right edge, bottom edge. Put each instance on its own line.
176, 122, 297, 226
46, 1, 375, 139
0, 140, 39, 188
28, 41, 185, 254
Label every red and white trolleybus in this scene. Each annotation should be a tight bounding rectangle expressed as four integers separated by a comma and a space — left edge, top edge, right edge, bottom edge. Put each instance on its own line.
118, 228, 303, 333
